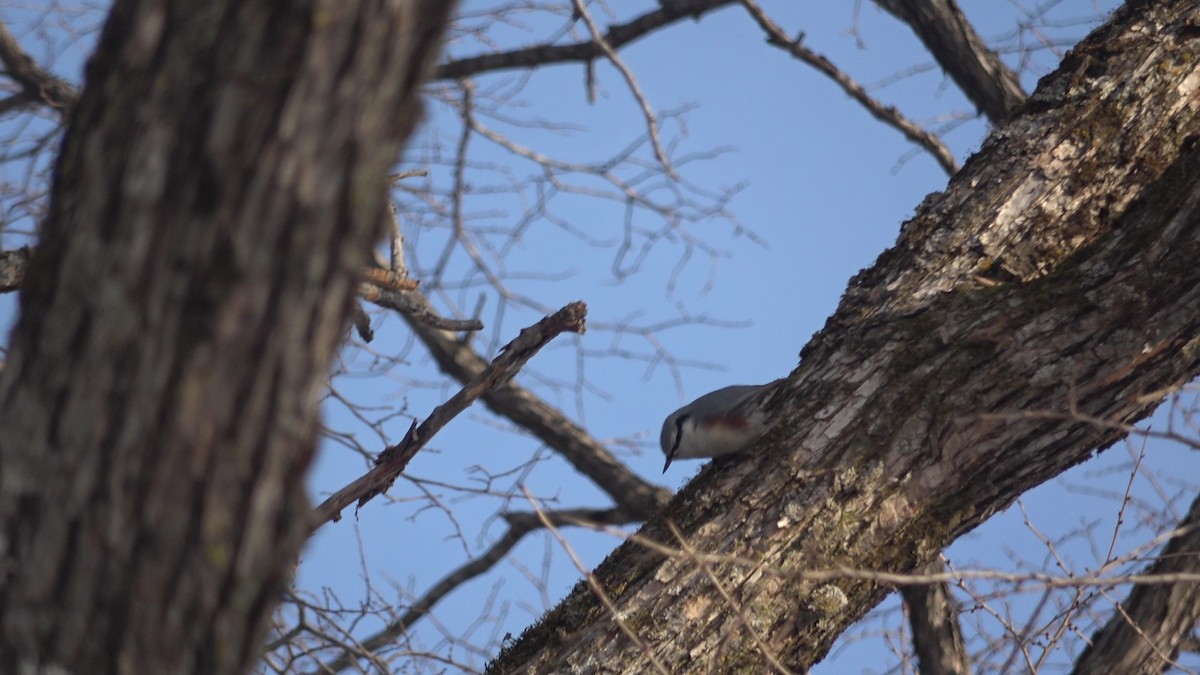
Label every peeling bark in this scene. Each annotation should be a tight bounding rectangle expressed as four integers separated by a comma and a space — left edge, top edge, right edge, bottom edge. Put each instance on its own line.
487, 2, 1200, 672
0, 2, 454, 673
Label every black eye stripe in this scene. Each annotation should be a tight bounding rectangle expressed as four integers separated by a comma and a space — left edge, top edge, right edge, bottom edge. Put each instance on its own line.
671, 413, 690, 453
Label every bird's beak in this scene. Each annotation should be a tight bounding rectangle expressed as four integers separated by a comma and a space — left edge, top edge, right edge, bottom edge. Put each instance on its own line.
662, 453, 673, 473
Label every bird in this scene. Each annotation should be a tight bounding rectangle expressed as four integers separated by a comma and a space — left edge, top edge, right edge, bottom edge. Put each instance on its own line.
659, 382, 777, 473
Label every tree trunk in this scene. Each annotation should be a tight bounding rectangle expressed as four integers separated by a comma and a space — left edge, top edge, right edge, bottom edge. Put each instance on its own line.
488, 2, 1200, 672
902, 560, 971, 675
0, 2, 454, 674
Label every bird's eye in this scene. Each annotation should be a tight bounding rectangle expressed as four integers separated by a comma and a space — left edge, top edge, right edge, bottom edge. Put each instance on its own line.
671, 413, 689, 452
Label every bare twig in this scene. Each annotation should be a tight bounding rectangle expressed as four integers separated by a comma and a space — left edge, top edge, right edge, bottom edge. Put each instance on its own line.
739, 0, 959, 175
397, 288, 672, 518
568, 517, 1200, 592
570, 0, 676, 178
436, 0, 738, 81
312, 301, 588, 526
1072, 492, 1200, 674
1, 242, 481, 336
523, 487, 672, 675
309, 507, 637, 675
360, 283, 485, 332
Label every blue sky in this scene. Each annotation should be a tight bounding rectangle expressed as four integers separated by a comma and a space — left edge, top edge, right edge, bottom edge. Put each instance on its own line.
303, 2, 1199, 672
3, 1, 1199, 673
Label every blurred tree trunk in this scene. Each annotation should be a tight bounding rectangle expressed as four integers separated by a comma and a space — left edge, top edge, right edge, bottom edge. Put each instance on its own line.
488, 2, 1200, 672
0, 2, 454, 674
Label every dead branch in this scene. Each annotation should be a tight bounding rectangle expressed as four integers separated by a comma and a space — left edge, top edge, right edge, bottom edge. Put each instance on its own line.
312, 301, 588, 526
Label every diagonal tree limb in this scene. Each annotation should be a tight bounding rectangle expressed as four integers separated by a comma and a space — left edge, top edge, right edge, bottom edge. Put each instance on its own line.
435, 0, 738, 81
396, 288, 673, 519
1071, 492, 1200, 674
359, 283, 483, 332
312, 301, 588, 527
874, 0, 1026, 122
0, 19, 78, 115
739, 0, 958, 175
486, 3, 1200, 670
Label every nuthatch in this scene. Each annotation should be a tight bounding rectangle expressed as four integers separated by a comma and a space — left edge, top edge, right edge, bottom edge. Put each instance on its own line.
659, 382, 777, 473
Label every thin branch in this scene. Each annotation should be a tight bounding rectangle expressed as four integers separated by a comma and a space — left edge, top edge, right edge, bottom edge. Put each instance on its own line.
1071, 492, 1200, 674
309, 507, 637, 675
1, 243, 482, 336
395, 287, 672, 518
570, 0, 675, 178
311, 301, 588, 526
566, 516, 1200, 591
359, 283, 485, 332
739, 0, 959, 175
524, 487, 672, 675
435, 0, 738, 81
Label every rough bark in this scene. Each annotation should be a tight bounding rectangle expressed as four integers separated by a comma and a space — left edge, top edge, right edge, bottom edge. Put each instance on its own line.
875, 0, 1026, 121
487, 2, 1200, 672
0, 2, 454, 674
880, 2, 1023, 662
1072, 493, 1200, 675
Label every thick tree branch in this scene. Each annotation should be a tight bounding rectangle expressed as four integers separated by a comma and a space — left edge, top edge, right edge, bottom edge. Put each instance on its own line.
487, 3, 1200, 671
875, 0, 1026, 122
1072, 492, 1200, 674
903, 559, 972, 675
312, 301, 588, 526
0, 19, 78, 116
